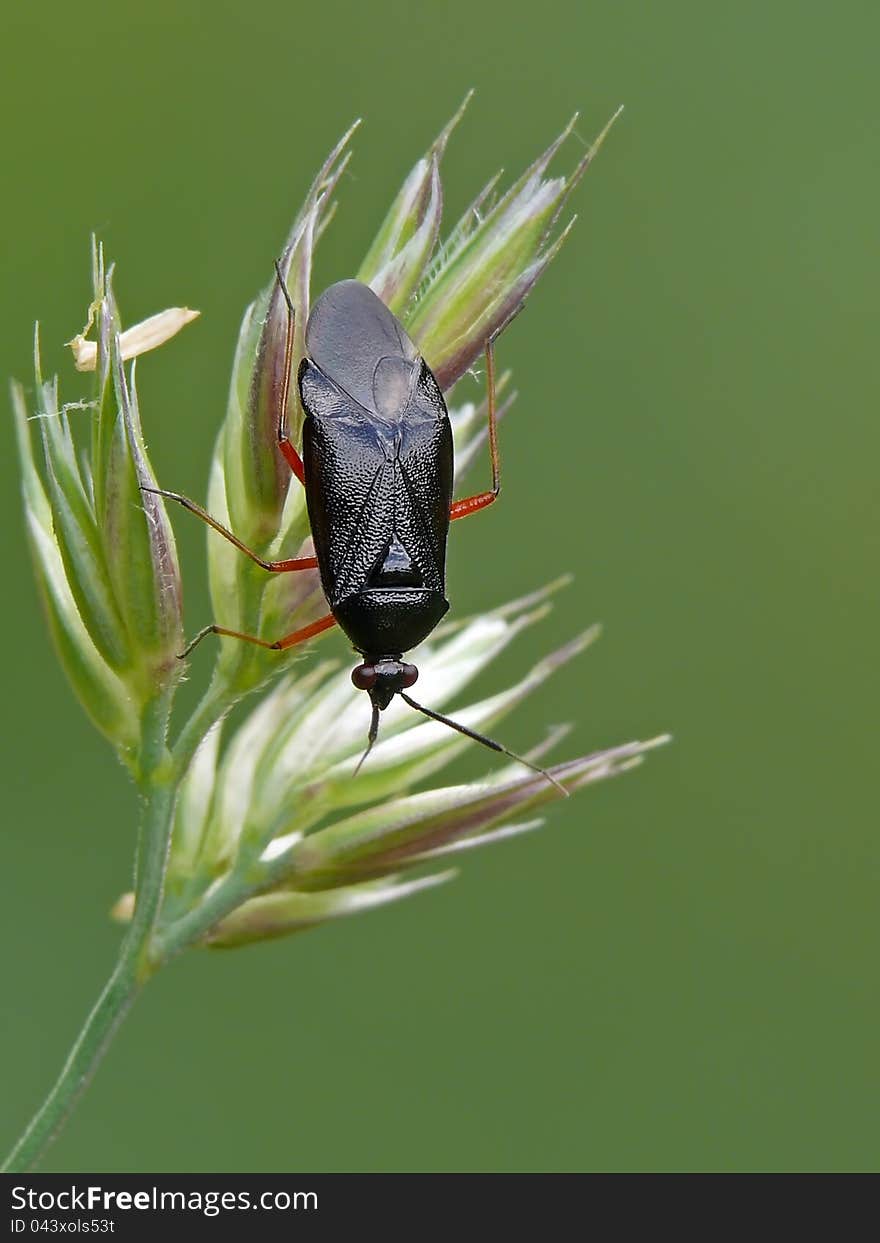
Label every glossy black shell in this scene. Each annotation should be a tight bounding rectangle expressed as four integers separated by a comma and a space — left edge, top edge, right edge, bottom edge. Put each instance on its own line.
299, 280, 454, 658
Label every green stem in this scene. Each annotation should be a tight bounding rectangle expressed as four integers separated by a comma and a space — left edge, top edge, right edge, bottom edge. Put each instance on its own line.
171, 674, 234, 777
2, 698, 176, 1173
152, 870, 254, 962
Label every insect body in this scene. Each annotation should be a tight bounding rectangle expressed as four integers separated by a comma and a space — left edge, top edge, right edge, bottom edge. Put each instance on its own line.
149, 270, 564, 790
301, 281, 452, 709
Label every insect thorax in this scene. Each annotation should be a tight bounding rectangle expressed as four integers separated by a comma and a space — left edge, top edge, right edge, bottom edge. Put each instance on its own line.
334, 587, 449, 656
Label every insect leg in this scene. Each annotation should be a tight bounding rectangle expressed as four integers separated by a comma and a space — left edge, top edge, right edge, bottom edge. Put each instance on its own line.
180, 612, 337, 660
272, 612, 337, 650
141, 487, 317, 573
273, 259, 307, 486
449, 336, 501, 521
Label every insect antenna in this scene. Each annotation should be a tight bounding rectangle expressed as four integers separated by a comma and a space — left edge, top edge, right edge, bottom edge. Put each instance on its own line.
399, 692, 569, 798
353, 702, 382, 776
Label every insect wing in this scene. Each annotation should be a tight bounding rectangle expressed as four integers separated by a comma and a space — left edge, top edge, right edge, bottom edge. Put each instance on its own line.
300, 360, 394, 605
394, 361, 453, 584
306, 279, 418, 418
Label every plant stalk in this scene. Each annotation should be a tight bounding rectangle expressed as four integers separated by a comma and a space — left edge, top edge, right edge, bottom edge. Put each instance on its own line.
2, 698, 177, 1173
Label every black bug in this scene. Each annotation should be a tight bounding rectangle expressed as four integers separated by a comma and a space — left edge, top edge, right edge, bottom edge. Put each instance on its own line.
147, 270, 565, 793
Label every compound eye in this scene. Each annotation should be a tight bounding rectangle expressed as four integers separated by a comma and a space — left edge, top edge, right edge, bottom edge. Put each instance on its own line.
400, 663, 419, 689
351, 664, 377, 691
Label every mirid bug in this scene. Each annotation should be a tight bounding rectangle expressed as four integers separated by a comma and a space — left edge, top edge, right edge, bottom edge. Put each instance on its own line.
147, 269, 566, 793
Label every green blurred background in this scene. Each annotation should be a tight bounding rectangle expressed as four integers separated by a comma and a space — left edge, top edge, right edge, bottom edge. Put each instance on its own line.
1, 1, 876, 1172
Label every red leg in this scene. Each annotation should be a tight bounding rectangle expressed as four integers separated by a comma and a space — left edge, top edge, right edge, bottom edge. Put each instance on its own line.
450, 491, 497, 520
272, 612, 337, 651
274, 260, 306, 486
279, 438, 306, 486
450, 337, 501, 522
181, 612, 337, 660
142, 488, 317, 573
